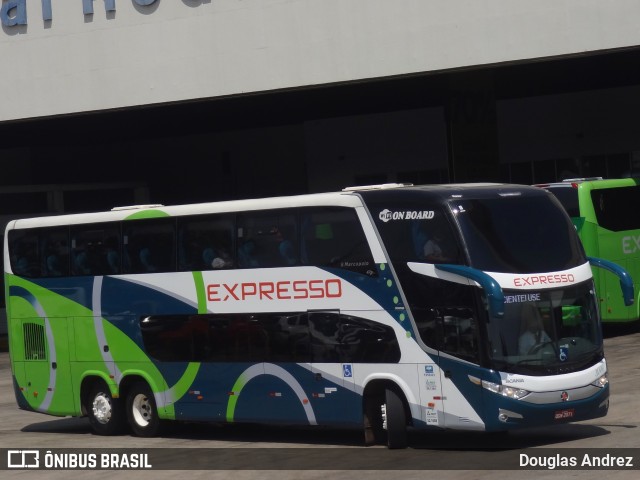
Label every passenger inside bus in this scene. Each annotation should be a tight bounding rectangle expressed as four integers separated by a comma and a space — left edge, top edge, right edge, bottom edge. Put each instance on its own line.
46, 254, 62, 276
423, 227, 452, 263
203, 247, 232, 269
74, 250, 91, 275
139, 247, 157, 272
202, 247, 216, 268
518, 305, 551, 354
272, 227, 296, 266
105, 238, 119, 274
238, 239, 259, 268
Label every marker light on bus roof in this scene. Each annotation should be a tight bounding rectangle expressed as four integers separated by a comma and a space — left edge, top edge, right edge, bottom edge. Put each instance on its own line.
562, 177, 603, 182
111, 204, 164, 211
498, 192, 522, 197
342, 183, 412, 191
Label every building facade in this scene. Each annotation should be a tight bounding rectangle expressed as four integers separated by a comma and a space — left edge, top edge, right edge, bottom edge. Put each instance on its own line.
1, 0, 640, 212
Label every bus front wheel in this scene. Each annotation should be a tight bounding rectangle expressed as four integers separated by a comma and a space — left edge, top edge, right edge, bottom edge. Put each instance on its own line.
86, 381, 125, 436
364, 387, 408, 449
126, 381, 161, 437
383, 388, 408, 449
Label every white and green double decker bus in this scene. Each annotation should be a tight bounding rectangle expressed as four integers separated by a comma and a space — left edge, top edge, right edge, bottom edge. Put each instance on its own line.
4, 183, 634, 448
535, 178, 640, 325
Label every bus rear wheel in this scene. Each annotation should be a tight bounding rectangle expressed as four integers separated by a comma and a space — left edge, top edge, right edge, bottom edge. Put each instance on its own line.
86, 381, 125, 436
126, 381, 161, 437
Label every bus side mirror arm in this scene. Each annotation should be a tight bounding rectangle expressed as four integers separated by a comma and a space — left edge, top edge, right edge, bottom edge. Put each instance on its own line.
435, 264, 505, 319
588, 257, 635, 307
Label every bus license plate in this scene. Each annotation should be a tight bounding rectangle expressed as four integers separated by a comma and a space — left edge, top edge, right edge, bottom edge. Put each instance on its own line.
554, 409, 575, 420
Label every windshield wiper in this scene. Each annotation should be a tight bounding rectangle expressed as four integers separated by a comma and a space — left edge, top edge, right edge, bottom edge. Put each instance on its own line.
489, 359, 516, 373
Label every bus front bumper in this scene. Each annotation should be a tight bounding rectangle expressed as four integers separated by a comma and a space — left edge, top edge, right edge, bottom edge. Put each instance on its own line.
482, 383, 609, 432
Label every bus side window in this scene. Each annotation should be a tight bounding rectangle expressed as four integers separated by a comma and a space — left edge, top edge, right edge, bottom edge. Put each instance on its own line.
41, 228, 70, 277
177, 215, 234, 271
71, 224, 120, 276
8, 230, 40, 278
590, 184, 640, 231
301, 208, 376, 276
238, 238, 259, 268
73, 249, 91, 275
139, 247, 156, 272
104, 236, 120, 274
439, 307, 479, 363
237, 212, 297, 268
123, 219, 176, 274
308, 312, 400, 363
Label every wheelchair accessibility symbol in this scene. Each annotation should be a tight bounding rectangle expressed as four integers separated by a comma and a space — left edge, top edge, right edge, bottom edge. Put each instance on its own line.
343, 364, 353, 378
559, 346, 569, 362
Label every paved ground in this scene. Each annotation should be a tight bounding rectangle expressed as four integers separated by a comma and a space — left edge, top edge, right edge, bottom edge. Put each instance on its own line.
0, 325, 639, 479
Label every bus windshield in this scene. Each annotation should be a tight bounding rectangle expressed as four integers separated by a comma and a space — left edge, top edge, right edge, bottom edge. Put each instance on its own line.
488, 281, 602, 375
450, 195, 585, 273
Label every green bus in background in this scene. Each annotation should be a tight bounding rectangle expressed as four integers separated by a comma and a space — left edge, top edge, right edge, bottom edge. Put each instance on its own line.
535, 178, 640, 325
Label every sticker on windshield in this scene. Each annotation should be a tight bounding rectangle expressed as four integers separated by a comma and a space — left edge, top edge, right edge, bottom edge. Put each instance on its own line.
504, 293, 541, 303
559, 345, 569, 362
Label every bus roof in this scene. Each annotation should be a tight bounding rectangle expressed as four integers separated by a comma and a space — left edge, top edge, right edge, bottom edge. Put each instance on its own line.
5, 182, 546, 231
533, 177, 639, 190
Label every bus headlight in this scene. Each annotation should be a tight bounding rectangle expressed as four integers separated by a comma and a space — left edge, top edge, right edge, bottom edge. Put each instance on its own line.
481, 380, 530, 400
592, 373, 608, 388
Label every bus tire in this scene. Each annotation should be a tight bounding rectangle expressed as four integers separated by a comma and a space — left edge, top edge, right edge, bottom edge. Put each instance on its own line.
384, 388, 408, 449
86, 381, 125, 436
126, 381, 161, 437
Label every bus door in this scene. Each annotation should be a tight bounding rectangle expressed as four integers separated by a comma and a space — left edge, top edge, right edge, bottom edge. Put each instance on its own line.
308, 311, 358, 425
434, 306, 485, 430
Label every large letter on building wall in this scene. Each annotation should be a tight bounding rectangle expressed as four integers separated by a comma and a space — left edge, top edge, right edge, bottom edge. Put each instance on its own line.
41, 0, 52, 21
1, 0, 27, 26
82, 0, 116, 15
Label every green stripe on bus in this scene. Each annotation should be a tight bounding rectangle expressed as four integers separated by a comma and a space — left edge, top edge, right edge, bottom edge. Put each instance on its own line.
124, 210, 169, 220
192, 271, 207, 313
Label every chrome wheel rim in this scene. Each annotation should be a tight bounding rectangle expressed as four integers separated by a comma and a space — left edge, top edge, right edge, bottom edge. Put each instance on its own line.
92, 393, 112, 424
131, 393, 152, 427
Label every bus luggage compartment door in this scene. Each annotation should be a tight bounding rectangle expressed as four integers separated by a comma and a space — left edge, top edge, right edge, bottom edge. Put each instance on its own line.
20, 317, 73, 416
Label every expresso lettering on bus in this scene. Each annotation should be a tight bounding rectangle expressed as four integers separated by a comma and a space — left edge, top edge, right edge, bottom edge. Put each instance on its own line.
207, 279, 343, 302
514, 274, 575, 287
